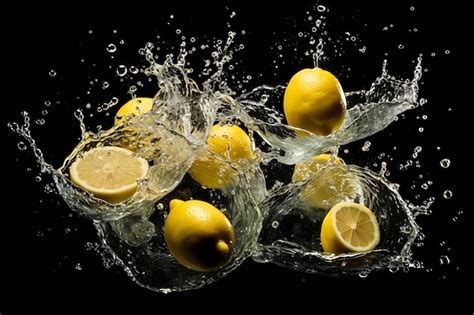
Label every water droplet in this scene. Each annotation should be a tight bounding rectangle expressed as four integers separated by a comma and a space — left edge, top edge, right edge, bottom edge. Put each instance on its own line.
35, 175, 42, 182
422, 115, 428, 120
41, 110, 48, 116
129, 66, 139, 74
176, 29, 181, 35
156, 203, 164, 210
418, 127, 424, 133
398, 44, 404, 49
410, 6, 415, 11
102, 81, 109, 89
362, 141, 371, 152
35, 118, 45, 125
44, 100, 51, 107
443, 190, 453, 199
271, 221, 279, 228
358, 273, 368, 278
343, 149, 349, 154
317, 5, 326, 12
119, 39, 125, 45
414, 146, 422, 153
439, 255, 450, 265
298, 32, 304, 37
75, 263, 83, 271
106, 43, 116, 53
440, 158, 450, 168
116, 65, 128, 77
358, 46, 366, 53
350, 36, 356, 41
445, 49, 450, 55
17, 142, 27, 151
88, 29, 93, 34
49, 70, 57, 77
431, 52, 436, 57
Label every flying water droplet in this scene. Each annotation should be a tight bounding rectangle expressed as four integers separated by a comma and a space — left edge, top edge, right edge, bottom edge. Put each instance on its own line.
49, 70, 57, 77
116, 65, 128, 77
443, 190, 452, 199
106, 44, 117, 53
440, 158, 450, 168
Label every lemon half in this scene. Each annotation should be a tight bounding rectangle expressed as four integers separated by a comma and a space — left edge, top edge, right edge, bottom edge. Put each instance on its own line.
69, 146, 149, 204
321, 201, 380, 254
114, 97, 154, 126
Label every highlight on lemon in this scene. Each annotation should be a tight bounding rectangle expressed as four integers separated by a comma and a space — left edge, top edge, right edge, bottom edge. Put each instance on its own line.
283, 67, 346, 136
69, 146, 149, 204
320, 201, 380, 254
114, 97, 154, 126
188, 124, 254, 189
293, 153, 358, 210
164, 199, 234, 272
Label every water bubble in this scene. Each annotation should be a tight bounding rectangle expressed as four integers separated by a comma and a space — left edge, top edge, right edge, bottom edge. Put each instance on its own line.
418, 127, 424, 133
44, 100, 51, 107
422, 115, 428, 120
414, 146, 422, 153
102, 81, 109, 89
35, 175, 42, 182
410, 6, 415, 11
17, 142, 27, 151
35, 118, 45, 125
362, 141, 371, 152
350, 36, 356, 41
156, 203, 164, 211
106, 43, 117, 53
176, 29, 181, 35
359, 46, 367, 53
75, 263, 83, 271
298, 32, 304, 37
271, 221, 279, 228
443, 190, 453, 199
445, 50, 450, 55
440, 158, 451, 168
398, 44, 404, 50
439, 255, 450, 265
317, 5, 326, 12
431, 52, 436, 57
116, 65, 128, 77
49, 70, 57, 77
41, 110, 48, 116
119, 39, 125, 45
129, 66, 139, 74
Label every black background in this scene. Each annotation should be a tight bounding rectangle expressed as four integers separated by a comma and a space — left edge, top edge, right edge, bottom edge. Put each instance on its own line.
2, 0, 471, 312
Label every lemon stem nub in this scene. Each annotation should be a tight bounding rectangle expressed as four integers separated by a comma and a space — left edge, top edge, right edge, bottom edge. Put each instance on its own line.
169, 199, 184, 211
216, 240, 229, 255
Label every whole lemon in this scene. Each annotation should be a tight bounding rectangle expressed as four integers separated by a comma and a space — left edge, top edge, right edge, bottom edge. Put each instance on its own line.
283, 67, 346, 136
114, 97, 154, 126
293, 154, 358, 210
164, 199, 234, 272
188, 124, 253, 189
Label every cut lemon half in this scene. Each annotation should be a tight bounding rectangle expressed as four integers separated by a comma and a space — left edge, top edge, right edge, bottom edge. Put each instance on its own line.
69, 146, 149, 204
321, 201, 380, 254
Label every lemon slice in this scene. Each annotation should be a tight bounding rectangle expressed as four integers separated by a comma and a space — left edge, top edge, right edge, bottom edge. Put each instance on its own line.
69, 146, 149, 204
321, 201, 380, 254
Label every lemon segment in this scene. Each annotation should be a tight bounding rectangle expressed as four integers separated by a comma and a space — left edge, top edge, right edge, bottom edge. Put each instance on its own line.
293, 154, 357, 210
164, 199, 234, 272
188, 124, 253, 189
320, 202, 380, 254
283, 67, 346, 136
114, 97, 154, 126
69, 146, 149, 204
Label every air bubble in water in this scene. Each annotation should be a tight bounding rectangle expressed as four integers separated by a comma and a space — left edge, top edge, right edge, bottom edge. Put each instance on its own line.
443, 190, 452, 199
106, 44, 117, 53
116, 65, 128, 77
440, 158, 450, 168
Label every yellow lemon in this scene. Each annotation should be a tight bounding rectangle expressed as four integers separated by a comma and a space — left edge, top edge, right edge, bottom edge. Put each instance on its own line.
293, 154, 357, 210
69, 146, 149, 204
188, 124, 253, 189
114, 97, 154, 126
164, 199, 234, 272
283, 67, 346, 136
320, 201, 380, 254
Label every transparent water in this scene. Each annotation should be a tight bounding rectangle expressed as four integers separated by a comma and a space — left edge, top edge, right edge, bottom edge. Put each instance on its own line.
8, 5, 452, 293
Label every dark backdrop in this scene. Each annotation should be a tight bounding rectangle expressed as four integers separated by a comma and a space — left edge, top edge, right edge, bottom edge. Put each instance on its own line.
2, 0, 471, 312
